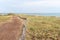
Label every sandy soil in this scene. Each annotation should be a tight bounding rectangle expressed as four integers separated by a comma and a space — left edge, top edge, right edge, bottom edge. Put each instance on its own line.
0, 16, 24, 40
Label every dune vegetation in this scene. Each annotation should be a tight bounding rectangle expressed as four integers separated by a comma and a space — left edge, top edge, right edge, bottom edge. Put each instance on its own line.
19, 14, 60, 40
0, 14, 60, 40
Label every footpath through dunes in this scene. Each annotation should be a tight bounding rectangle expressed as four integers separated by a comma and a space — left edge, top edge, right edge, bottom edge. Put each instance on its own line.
0, 16, 25, 40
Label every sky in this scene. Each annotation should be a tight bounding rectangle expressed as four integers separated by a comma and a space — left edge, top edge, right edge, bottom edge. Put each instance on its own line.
0, 0, 60, 14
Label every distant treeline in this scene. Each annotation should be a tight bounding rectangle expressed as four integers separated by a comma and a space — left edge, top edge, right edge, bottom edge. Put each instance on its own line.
0, 13, 17, 16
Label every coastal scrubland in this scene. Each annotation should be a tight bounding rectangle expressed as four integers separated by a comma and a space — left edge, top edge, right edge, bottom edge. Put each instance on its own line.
0, 14, 60, 40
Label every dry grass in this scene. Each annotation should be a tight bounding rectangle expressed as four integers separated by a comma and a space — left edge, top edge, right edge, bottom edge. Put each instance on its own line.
0, 15, 60, 40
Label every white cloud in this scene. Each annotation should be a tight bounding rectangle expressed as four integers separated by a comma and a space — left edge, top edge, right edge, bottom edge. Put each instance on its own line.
0, 0, 60, 13
0, 0, 23, 13
23, 1, 60, 7
21, 0, 60, 13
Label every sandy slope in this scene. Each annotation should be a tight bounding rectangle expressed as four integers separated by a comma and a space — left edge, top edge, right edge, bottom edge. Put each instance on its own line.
0, 16, 24, 40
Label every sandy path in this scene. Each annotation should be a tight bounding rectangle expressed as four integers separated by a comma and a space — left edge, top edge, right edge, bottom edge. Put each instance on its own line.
0, 16, 24, 40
